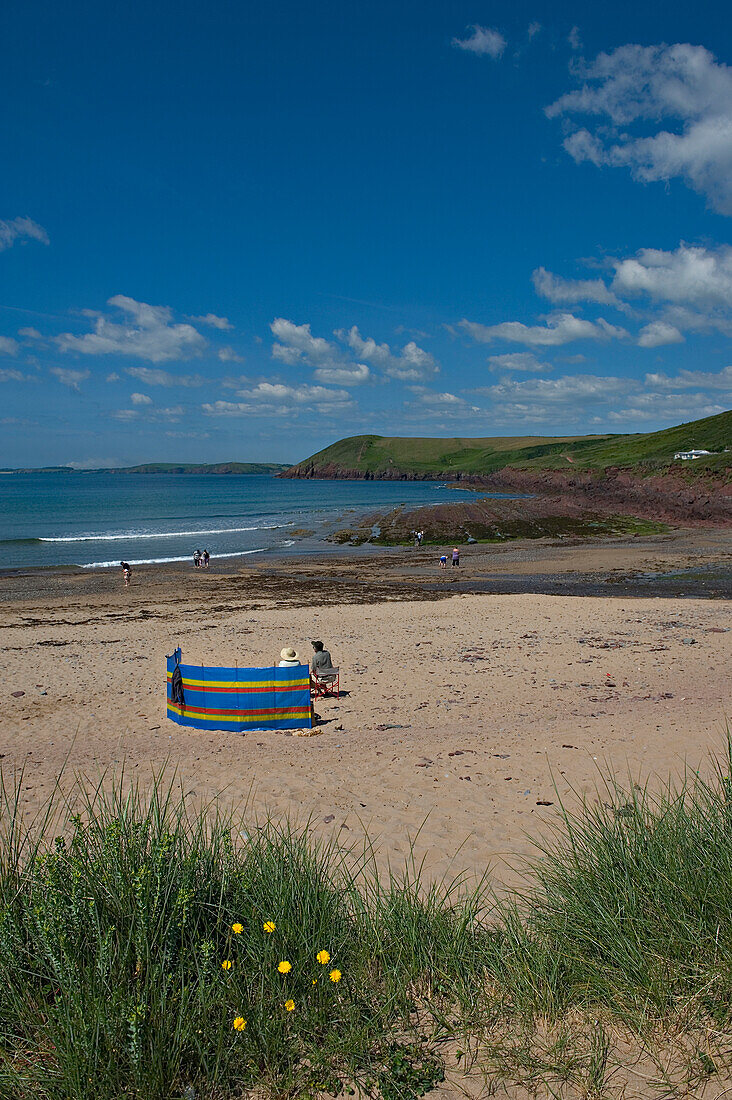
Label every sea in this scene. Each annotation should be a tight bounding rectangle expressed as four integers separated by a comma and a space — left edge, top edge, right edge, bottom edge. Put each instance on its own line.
0, 472, 512, 571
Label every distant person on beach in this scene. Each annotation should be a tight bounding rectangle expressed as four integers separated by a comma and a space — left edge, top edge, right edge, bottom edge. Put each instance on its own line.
418, 530, 424, 546
452, 547, 460, 568
193, 549, 201, 568
120, 561, 131, 586
311, 639, 333, 673
278, 647, 301, 667
439, 553, 447, 569
202, 549, 210, 568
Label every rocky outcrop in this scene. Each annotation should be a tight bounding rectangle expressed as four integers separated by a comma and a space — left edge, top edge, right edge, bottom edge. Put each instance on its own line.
474, 468, 732, 528
282, 462, 731, 528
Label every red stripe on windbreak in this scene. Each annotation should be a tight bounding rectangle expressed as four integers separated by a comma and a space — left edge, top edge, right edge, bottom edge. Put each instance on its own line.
167, 681, 308, 695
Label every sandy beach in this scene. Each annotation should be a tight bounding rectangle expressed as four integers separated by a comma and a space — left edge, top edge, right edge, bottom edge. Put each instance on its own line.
2, 530, 731, 890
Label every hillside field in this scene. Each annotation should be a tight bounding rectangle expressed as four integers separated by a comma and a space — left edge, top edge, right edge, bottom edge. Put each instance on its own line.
285, 410, 732, 478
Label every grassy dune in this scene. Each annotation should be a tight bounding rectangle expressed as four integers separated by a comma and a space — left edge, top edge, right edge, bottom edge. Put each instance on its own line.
286, 409, 732, 478
3, 743, 732, 1098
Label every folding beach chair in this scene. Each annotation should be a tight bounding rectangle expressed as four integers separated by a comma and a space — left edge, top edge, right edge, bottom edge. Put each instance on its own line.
310, 667, 340, 700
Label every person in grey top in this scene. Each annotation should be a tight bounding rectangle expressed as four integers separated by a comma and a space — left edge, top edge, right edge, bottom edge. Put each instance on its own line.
311, 640, 333, 672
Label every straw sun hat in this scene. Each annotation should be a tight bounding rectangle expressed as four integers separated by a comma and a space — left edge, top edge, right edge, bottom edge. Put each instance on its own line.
280, 647, 299, 661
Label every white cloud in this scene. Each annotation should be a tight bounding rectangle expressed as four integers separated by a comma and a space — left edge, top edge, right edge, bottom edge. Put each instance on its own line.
528, 22, 542, 40
645, 365, 732, 391
313, 362, 371, 385
612, 245, 730, 321
568, 26, 582, 51
488, 352, 550, 372
270, 318, 370, 385
205, 380, 354, 418
130, 392, 153, 405
218, 347, 245, 364
165, 430, 211, 439
637, 321, 685, 347
416, 391, 463, 405
530, 243, 732, 341
18, 327, 42, 340
106, 372, 120, 382
486, 373, 636, 405
0, 336, 19, 356
547, 43, 732, 214
239, 381, 352, 406
270, 318, 434, 385
126, 365, 204, 387
49, 367, 90, 391
271, 318, 336, 363
190, 313, 232, 330
460, 312, 627, 346
471, 362, 731, 427
113, 405, 184, 422
0, 216, 49, 251
337, 326, 438, 380
0, 368, 28, 382
202, 401, 265, 418
608, 392, 727, 422
405, 388, 482, 420
452, 25, 506, 59
57, 296, 206, 362
532, 266, 621, 307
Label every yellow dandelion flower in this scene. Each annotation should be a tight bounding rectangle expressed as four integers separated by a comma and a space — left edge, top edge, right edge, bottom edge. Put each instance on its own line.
263, 920, 276, 933
329, 969, 342, 983
312, 979, 318, 985
232, 1017, 246, 1031
284, 999, 295, 1012
231, 923, 244, 934
221, 960, 233, 971
278, 960, 292, 974
316, 950, 330, 965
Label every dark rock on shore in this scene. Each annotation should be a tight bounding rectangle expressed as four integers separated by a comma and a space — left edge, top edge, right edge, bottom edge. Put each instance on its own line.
331, 497, 669, 546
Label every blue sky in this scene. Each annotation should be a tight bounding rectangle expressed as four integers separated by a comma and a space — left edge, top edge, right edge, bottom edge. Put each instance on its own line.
1, 0, 731, 466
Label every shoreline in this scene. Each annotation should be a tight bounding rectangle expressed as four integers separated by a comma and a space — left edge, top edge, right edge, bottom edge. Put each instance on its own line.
2, 526, 731, 602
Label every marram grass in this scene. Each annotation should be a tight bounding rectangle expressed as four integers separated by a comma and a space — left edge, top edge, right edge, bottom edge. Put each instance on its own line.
2, 742, 732, 1099
0, 772, 485, 1100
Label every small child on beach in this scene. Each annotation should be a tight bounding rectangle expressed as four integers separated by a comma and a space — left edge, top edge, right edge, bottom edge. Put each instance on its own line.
439, 554, 447, 569
120, 561, 131, 586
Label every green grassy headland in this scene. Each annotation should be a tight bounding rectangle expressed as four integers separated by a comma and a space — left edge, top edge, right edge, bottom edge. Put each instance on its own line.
285, 409, 732, 478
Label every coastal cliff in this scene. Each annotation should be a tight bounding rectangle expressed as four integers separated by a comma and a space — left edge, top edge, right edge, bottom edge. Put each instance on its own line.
283, 412, 732, 531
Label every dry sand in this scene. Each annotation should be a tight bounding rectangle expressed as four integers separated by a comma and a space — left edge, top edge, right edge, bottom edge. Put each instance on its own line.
2, 534, 731, 890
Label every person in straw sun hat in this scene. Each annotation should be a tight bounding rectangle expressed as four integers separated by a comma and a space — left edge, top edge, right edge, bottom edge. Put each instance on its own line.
278, 647, 301, 667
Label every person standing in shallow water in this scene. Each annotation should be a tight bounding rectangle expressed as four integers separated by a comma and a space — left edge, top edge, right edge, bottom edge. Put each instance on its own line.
120, 561, 131, 586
